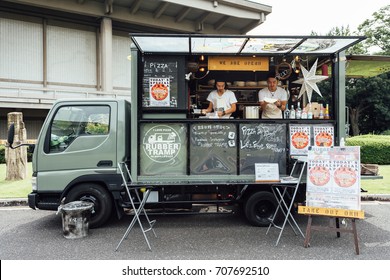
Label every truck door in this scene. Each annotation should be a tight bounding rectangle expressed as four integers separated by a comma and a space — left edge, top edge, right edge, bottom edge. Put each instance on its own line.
36, 102, 117, 192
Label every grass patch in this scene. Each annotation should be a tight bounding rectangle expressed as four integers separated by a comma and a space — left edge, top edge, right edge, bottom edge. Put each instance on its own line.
0, 163, 32, 198
0, 163, 389, 199
361, 165, 390, 194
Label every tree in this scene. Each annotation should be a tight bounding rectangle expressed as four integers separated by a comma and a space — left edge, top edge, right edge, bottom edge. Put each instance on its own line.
313, 6, 390, 135
6, 112, 28, 180
346, 72, 390, 135
310, 26, 366, 54
357, 5, 390, 55
316, 5, 390, 55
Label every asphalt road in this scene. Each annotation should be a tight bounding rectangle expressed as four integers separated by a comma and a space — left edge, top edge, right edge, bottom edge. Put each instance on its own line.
0, 201, 389, 260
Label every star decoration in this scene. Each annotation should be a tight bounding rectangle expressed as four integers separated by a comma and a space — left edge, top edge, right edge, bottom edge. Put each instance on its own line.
292, 59, 328, 102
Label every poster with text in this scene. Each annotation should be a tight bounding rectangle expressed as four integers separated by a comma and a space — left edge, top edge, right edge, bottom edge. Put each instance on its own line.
149, 77, 170, 107
313, 125, 334, 147
306, 146, 361, 210
307, 158, 332, 193
289, 125, 311, 155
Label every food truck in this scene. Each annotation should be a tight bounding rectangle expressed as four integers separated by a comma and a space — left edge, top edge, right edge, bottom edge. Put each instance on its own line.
17, 34, 364, 228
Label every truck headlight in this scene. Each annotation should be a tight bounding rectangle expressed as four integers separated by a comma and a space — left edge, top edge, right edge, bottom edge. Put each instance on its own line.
31, 176, 37, 191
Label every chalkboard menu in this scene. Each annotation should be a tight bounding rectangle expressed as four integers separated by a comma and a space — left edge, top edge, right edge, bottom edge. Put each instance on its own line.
142, 55, 186, 109
139, 123, 187, 176
239, 123, 287, 174
190, 123, 237, 175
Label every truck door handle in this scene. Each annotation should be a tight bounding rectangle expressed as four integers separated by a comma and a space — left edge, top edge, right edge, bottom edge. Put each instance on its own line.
97, 160, 113, 167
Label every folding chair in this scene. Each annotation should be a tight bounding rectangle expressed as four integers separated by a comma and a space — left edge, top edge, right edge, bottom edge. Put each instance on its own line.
266, 156, 306, 246
115, 162, 157, 251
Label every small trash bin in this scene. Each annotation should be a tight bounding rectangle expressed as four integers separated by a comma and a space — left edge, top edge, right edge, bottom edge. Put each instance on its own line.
57, 201, 94, 239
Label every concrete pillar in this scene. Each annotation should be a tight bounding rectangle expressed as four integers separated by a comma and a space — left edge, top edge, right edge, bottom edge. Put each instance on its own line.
6, 112, 28, 180
100, 17, 113, 93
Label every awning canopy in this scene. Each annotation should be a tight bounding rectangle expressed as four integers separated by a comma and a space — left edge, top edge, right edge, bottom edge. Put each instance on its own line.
131, 34, 365, 56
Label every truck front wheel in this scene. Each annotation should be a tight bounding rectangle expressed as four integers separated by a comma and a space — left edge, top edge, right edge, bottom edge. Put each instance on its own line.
65, 183, 113, 228
244, 191, 277, 227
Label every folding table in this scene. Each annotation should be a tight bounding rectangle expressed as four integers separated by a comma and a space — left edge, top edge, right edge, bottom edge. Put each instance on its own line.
266, 156, 307, 246
115, 162, 157, 251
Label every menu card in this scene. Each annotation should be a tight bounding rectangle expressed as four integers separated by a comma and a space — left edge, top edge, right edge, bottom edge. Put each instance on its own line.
255, 163, 280, 182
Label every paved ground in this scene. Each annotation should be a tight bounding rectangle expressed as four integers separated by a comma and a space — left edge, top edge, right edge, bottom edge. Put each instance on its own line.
1, 201, 389, 260
1, 192, 389, 207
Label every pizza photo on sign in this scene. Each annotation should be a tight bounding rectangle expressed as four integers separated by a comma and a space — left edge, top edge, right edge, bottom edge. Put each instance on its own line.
150, 83, 169, 101
334, 166, 357, 188
309, 166, 331, 186
315, 132, 333, 147
291, 131, 309, 149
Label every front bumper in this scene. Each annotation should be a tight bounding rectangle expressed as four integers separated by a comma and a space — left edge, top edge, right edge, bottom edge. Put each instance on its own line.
28, 192, 60, 210
28, 192, 37, 209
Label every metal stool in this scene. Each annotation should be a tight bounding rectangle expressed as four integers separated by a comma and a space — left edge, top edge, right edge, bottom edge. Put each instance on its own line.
266, 157, 306, 246
115, 162, 157, 251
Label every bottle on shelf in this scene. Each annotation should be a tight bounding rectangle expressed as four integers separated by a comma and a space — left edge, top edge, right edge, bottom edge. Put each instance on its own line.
296, 101, 302, 119
319, 104, 324, 119
286, 80, 290, 100
307, 104, 313, 119
340, 137, 345, 146
289, 105, 296, 119
284, 104, 290, 119
301, 107, 307, 119
324, 103, 330, 119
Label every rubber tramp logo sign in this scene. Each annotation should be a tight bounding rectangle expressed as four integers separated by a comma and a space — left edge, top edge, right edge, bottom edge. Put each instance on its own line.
143, 125, 181, 163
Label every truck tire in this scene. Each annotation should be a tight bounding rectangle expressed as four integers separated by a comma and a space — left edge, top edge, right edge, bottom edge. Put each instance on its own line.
65, 183, 113, 228
244, 191, 277, 227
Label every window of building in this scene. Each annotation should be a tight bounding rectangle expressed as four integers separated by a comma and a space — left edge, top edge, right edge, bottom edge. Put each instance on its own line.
47, 24, 97, 87
0, 17, 43, 82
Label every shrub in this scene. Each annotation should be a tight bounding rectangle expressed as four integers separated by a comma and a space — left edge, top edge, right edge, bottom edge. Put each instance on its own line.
0, 145, 33, 164
381, 130, 390, 135
0, 146, 4, 164
346, 135, 390, 164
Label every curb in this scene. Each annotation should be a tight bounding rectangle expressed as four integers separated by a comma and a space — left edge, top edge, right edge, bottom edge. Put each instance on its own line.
0, 198, 28, 207
361, 194, 390, 202
0, 195, 389, 208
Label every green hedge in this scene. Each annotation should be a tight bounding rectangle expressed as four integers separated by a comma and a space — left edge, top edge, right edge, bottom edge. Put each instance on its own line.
346, 135, 390, 164
0, 146, 4, 164
0, 145, 33, 164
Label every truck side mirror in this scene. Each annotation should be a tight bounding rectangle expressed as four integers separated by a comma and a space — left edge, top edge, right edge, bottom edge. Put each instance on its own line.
7, 123, 15, 149
6, 122, 36, 151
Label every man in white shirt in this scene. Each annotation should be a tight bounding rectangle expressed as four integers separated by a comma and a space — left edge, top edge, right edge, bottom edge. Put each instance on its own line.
258, 74, 287, 119
202, 80, 237, 118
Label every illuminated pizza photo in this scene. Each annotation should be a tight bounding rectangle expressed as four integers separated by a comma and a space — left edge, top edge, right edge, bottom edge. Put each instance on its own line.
334, 166, 357, 188
309, 166, 331, 186
151, 83, 169, 101
291, 131, 309, 149
315, 132, 333, 147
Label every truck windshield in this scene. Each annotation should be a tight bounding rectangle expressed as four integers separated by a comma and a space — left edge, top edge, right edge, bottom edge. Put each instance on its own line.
49, 105, 110, 153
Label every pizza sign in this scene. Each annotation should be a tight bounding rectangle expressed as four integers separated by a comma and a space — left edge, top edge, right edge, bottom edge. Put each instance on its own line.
309, 166, 331, 186
334, 166, 357, 188
314, 126, 334, 147
149, 77, 170, 107
306, 146, 361, 211
289, 125, 311, 155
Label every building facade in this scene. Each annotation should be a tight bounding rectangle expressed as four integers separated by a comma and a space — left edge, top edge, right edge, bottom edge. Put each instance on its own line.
0, 0, 271, 140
